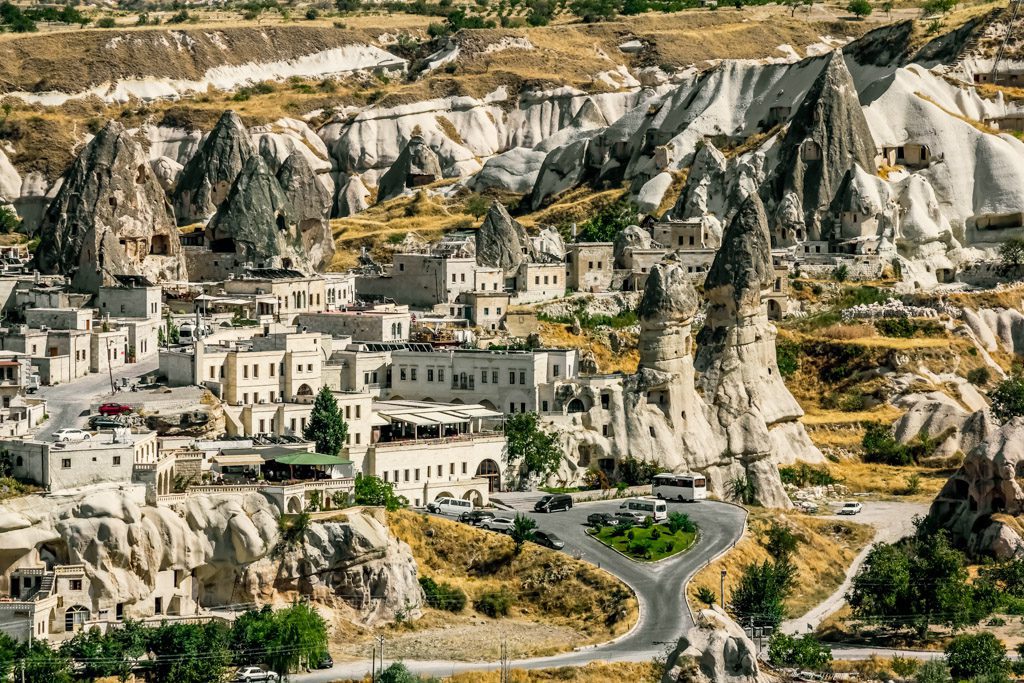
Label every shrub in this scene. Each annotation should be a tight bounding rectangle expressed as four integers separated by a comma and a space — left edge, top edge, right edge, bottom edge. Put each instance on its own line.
990, 375, 1024, 423
876, 317, 916, 338
779, 464, 837, 487
776, 339, 800, 378
474, 589, 514, 618
765, 522, 800, 560
846, 0, 871, 16
95, 16, 116, 27
832, 264, 849, 282
862, 422, 915, 466
914, 660, 952, 683
768, 632, 832, 671
305, 8, 320, 18
696, 585, 717, 607
667, 511, 696, 534
945, 632, 1008, 680
628, 538, 652, 557
968, 367, 991, 386
419, 577, 466, 612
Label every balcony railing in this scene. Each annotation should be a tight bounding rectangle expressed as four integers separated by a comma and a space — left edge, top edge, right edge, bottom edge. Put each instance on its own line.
373, 432, 503, 450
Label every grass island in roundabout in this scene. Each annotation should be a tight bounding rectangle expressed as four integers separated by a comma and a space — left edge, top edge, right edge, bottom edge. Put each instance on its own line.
588, 512, 698, 562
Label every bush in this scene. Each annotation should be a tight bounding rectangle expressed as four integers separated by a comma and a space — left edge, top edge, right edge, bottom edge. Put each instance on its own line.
779, 464, 837, 487
696, 585, 717, 607
862, 422, 915, 466
474, 589, 514, 618
419, 577, 467, 613
667, 511, 695, 534
765, 522, 800, 560
768, 632, 832, 671
305, 8, 320, 18
832, 264, 849, 282
914, 660, 952, 683
776, 339, 800, 378
95, 16, 116, 27
876, 317, 916, 338
846, 0, 871, 16
945, 633, 1008, 680
990, 375, 1024, 423
628, 538, 652, 558
968, 367, 991, 386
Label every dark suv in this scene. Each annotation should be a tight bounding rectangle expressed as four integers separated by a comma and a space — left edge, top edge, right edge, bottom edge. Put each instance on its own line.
533, 494, 573, 513
459, 510, 496, 526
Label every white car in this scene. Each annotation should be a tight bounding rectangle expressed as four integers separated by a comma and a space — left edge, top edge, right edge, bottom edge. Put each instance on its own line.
53, 428, 91, 442
838, 502, 863, 515
234, 667, 279, 682
480, 517, 516, 534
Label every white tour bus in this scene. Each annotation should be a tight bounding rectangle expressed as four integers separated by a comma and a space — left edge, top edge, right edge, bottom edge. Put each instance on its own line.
652, 473, 708, 502
619, 496, 668, 522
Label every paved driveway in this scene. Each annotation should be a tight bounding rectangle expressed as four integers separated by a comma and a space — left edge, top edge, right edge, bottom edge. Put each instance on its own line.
295, 498, 746, 681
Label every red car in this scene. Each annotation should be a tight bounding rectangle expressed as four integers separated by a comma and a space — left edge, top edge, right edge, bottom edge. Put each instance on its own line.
98, 402, 133, 416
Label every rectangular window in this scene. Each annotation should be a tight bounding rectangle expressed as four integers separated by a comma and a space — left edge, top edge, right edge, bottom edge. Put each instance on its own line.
399, 263, 405, 272
553, 364, 560, 377
384, 471, 389, 482
345, 405, 351, 419
253, 365, 259, 379
496, 307, 502, 314
297, 364, 302, 374
356, 405, 361, 418
460, 273, 466, 282
492, 370, 498, 384
484, 307, 490, 316
364, 372, 370, 384
355, 433, 361, 445
427, 369, 434, 382
415, 468, 420, 481
519, 371, 526, 384
243, 365, 249, 379
438, 369, 445, 382
307, 364, 313, 372
521, 402, 526, 413
509, 402, 515, 413
210, 367, 216, 379
270, 391, 276, 402
461, 462, 467, 474
270, 364, 275, 377
544, 276, 549, 285
450, 463, 455, 475
291, 418, 297, 432
534, 276, 540, 285
404, 469, 410, 482
598, 262, 603, 269
509, 371, 516, 385
243, 393, 249, 404
553, 275, 558, 284
62, 458, 71, 469
481, 370, 488, 384
451, 274, 456, 283
411, 368, 418, 381
259, 419, 266, 432
113, 456, 121, 466
542, 400, 549, 411
70, 579, 82, 591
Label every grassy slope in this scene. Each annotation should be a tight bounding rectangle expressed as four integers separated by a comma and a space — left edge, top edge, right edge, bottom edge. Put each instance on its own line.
361, 510, 639, 660
687, 510, 874, 619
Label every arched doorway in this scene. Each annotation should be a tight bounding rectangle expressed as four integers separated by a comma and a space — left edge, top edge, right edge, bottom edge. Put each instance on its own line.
286, 496, 303, 513
435, 491, 455, 500
296, 384, 313, 399
767, 299, 782, 321
567, 398, 586, 414
475, 459, 501, 493
479, 399, 496, 410
462, 489, 483, 506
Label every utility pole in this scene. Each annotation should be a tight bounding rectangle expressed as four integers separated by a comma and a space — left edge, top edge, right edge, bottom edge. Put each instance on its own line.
500, 640, 509, 683
105, 337, 115, 395
371, 644, 376, 683
720, 569, 727, 609
377, 635, 385, 678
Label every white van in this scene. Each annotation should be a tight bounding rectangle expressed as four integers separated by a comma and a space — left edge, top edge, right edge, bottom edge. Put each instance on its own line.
426, 497, 474, 516
619, 496, 668, 522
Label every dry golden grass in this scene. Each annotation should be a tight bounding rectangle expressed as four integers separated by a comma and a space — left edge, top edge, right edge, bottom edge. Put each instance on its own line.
827, 459, 953, 501
816, 323, 878, 340
915, 91, 1001, 134
388, 510, 638, 643
688, 509, 874, 619
520, 187, 626, 230
442, 662, 661, 683
537, 321, 638, 375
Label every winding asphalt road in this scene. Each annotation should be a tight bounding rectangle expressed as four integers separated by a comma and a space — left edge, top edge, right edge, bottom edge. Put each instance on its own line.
294, 498, 747, 681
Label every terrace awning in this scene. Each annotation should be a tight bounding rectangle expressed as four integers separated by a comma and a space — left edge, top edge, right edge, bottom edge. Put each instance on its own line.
211, 453, 264, 467
273, 452, 352, 466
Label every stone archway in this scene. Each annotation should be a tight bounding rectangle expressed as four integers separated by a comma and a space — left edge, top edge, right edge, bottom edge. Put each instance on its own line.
462, 489, 483, 507
64, 605, 89, 632
567, 398, 586, 414
475, 459, 500, 493
435, 491, 455, 500
286, 496, 303, 513
296, 384, 314, 398
479, 399, 496, 410
767, 299, 782, 321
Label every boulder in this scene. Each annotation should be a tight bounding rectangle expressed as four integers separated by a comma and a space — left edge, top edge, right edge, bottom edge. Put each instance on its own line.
663, 606, 774, 683
151, 156, 184, 193
471, 147, 546, 194
34, 120, 186, 293
335, 173, 372, 217
205, 155, 310, 272
475, 200, 534, 276
277, 152, 335, 271
172, 110, 256, 225
376, 133, 442, 203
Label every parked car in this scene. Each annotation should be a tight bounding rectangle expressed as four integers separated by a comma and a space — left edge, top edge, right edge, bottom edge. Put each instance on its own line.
614, 511, 647, 526
459, 510, 495, 526
426, 497, 473, 517
315, 654, 334, 669
90, 416, 127, 430
838, 502, 863, 515
53, 428, 91, 442
795, 501, 818, 514
480, 517, 516, 534
533, 493, 573, 513
532, 530, 565, 550
233, 667, 279, 682
98, 402, 133, 416
586, 512, 619, 527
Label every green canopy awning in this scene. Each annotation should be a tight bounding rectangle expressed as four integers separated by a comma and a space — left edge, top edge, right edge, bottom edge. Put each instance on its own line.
273, 452, 352, 466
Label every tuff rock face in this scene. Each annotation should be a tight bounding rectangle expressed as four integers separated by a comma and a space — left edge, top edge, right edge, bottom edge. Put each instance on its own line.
614, 224, 656, 268
694, 194, 821, 506
763, 51, 877, 244
34, 121, 186, 293
206, 154, 310, 271
277, 152, 335, 271
927, 411, 1024, 560
172, 110, 256, 225
335, 173, 372, 217
475, 200, 535, 276
376, 133, 442, 203
0, 489, 423, 624
663, 606, 774, 683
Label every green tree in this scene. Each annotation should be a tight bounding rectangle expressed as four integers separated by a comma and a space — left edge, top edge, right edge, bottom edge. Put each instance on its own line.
95, 16, 116, 27
61, 627, 129, 681
730, 557, 796, 628
273, 511, 311, 558
353, 473, 407, 510
846, 0, 871, 16
990, 375, 1024, 423
0, 206, 19, 233
945, 633, 1008, 681
999, 238, 1024, 271
849, 529, 983, 638
510, 513, 537, 555
569, 0, 621, 21
465, 193, 490, 218
776, 339, 800, 378
573, 199, 636, 241
667, 511, 696, 534
914, 660, 952, 683
231, 605, 278, 664
765, 522, 800, 560
303, 385, 349, 456
696, 585, 717, 607
861, 421, 915, 465
881, 0, 893, 16
0, 632, 18, 680
503, 412, 563, 482
147, 622, 232, 683
379, 662, 420, 682
269, 602, 329, 673
17, 639, 73, 683
767, 632, 833, 671
727, 475, 756, 505
922, 0, 956, 13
